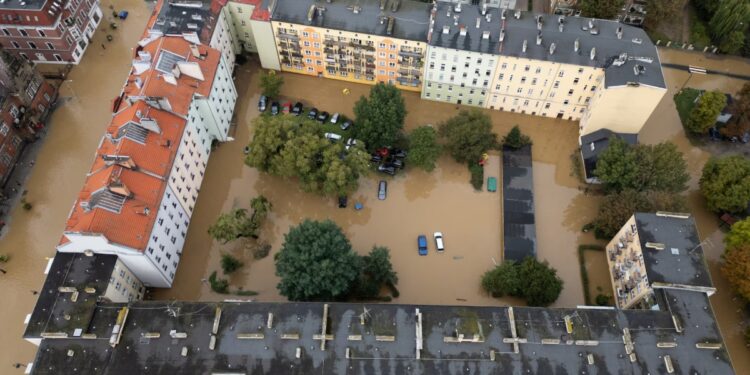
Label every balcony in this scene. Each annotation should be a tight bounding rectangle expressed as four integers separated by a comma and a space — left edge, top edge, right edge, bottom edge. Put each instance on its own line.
277, 32, 299, 41
397, 77, 421, 87
398, 50, 421, 58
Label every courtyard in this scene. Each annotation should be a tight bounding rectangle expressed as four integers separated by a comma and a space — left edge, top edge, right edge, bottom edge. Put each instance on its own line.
152, 60, 600, 307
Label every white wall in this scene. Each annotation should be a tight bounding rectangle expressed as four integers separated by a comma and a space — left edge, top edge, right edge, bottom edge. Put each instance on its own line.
251, 18, 281, 70
194, 57, 237, 142
144, 185, 188, 285
104, 259, 145, 302
422, 45, 496, 107
210, 9, 238, 71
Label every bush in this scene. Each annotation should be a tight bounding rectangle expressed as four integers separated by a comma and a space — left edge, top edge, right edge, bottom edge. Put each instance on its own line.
502, 125, 532, 150
469, 163, 484, 190
221, 254, 244, 274
481, 258, 563, 307
0, 254, 9, 263
252, 242, 272, 259
235, 289, 258, 296
595, 293, 611, 306
259, 70, 284, 98
208, 271, 229, 294
481, 261, 521, 298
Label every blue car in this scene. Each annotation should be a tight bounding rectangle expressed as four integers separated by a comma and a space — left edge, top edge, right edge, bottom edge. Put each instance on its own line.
417, 235, 428, 256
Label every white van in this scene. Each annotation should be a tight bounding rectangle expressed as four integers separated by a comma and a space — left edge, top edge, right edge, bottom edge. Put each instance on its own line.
434, 232, 445, 252
324, 132, 342, 142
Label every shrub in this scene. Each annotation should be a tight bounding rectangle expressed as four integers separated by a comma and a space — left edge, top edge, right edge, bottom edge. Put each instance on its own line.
0, 254, 9, 263
235, 289, 258, 296
208, 271, 229, 294
252, 242, 272, 259
469, 163, 484, 190
595, 294, 611, 306
502, 125, 532, 150
221, 254, 244, 274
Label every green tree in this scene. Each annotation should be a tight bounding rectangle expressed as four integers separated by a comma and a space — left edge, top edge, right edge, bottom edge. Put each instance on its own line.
645, 0, 687, 29
259, 70, 284, 98
720, 30, 746, 54
726, 218, 750, 250
517, 257, 564, 307
687, 91, 727, 134
592, 189, 687, 239
275, 220, 361, 301
502, 125, 532, 150
221, 254, 244, 274
722, 244, 750, 300
724, 82, 750, 139
208, 208, 251, 244
709, 0, 750, 43
438, 110, 498, 164
595, 139, 689, 193
481, 261, 521, 298
406, 126, 441, 172
356, 246, 399, 298
692, 0, 721, 21
209, 271, 230, 294
469, 163, 484, 190
578, 0, 624, 19
700, 155, 750, 213
353, 83, 406, 150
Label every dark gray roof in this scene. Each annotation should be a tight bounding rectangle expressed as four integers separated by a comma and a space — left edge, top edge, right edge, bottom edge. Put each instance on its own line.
24, 253, 118, 339
0, 0, 46, 11
502, 145, 536, 262
29, 298, 734, 374
634, 213, 714, 289
149, 0, 220, 44
579, 129, 637, 179
271, 0, 432, 42
429, 2, 666, 89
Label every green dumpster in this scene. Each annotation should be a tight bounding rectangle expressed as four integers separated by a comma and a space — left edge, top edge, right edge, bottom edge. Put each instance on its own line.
487, 177, 497, 192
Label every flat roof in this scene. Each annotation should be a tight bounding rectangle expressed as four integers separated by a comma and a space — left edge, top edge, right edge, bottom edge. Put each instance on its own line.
0, 0, 46, 11
29, 297, 733, 374
502, 145, 536, 262
272, 0, 432, 42
429, 2, 666, 89
148, 0, 221, 44
634, 213, 714, 289
24, 253, 117, 338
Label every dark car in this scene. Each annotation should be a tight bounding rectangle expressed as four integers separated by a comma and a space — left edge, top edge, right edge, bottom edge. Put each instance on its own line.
291, 102, 303, 116
258, 95, 267, 112
340, 120, 352, 131
417, 235, 428, 256
370, 153, 382, 163
317, 111, 329, 123
308, 108, 319, 119
392, 149, 407, 159
378, 180, 387, 200
338, 195, 348, 208
389, 159, 404, 169
270, 101, 280, 115
378, 165, 396, 176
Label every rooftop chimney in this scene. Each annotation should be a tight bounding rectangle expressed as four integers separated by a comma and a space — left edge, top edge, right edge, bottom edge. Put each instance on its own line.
442, 25, 450, 34
459, 25, 467, 37
549, 43, 556, 55
514, 10, 521, 19
536, 32, 542, 45
454, 15, 459, 26
476, 17, 481, 28
522, 39, 528, 53
499, 29, 505, 42
501, 9, 506, 20
455, 2, 461, 13
590, 47, 596, 61
481, 3, 487, 15
390, 0, 400, 12
616, 26, 623, 39
559, 23, 564, 32
536, 15, 543, 30
482, 30, 490, 40
486, 13, 492, 22
574, 38, 580, 52
380, 0, 386, 11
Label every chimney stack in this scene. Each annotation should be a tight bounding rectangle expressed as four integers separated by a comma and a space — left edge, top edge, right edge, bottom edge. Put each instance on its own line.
616, 26, 623, 39
501, 9, 506, 20
486, 13, 492, 22
514, 10, 521, 20
482, 30, 490, 40
536, 32, 542, 45
476, 17, 481, 28
536, 15, 543, 31
574, 38, 580, 52
442, 25, 450, 34
459, 25, 467, 37
590, 47, 597, 61
454, 15, 459, 26
522, 39, 528, 53
481, 3, 487, 16
499, 29, 505, 42
549, 43, 556, 55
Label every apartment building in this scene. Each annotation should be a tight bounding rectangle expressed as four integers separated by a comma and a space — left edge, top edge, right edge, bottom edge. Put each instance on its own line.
605, 212, 716, 310
0, 0, 102, 64
57, 34, 237, 288
270, 0, 429, 92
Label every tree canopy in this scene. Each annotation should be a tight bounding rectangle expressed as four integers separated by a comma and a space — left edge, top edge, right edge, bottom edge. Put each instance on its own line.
259, 70, 284, 98
481, 258, 563, 307
699, 155, 750, 213
594, 138, 689, 193
687, 91, 727, 134
208, 195, 272, 243
355, 246, 399, 298
708, 0, 750, 44
726, 218, 750, 251
578, 0, 624, 19
724, 82, 750, 139
722, 244, 750, 301
353, 83, 406, 150
406, 126, 441, 172
502, 125, 532, 150
438, 110, 498, 164
245, 115, 370, 196
275, 220, 362, 301
592, 189, 687, 239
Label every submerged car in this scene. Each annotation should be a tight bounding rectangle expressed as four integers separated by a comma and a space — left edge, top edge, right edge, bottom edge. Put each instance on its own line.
308, 108, 319, 119
417, 235, 428, 256
378, 165, 396, 176
330, 112, 340, 124
258, 95, 267, 112
340, 120, 352, 131
317, 111, 330, 123
270, 101, 280, 115
291, 102, 303, 116
378, 180, 387, 200
434, 232, 445, 252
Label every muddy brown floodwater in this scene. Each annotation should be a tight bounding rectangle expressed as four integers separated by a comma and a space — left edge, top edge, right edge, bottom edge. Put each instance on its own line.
0, 0, 150, 369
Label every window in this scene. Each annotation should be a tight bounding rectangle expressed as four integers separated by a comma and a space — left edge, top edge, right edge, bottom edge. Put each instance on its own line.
1, 29, 8, 36
28, 42, 37, 49
11, 41, 19, 49
38, 30, 46, 37
19, 29, 27, 37
0, 124, 8, 136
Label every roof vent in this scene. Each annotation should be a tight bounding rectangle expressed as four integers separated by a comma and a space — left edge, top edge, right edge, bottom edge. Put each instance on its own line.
84, 250, 94, 257
536, 15, 543, 30
380, 0, 386, 11
482, 30, 490, 40
390, 0, 400, 12
459, 25, 467, 37
536, 32, 542, 45
549, 43, 556, 55
499, 29, 505, 42
454, 14, 459, 26
559, 22, 564, 32
481, 3, 487, 16
476, 17, 481, 29
574, 38, 580, 52
501, 9, 506, 20
616, 26, 623, 39
486, 12, 492, 22
514, 10, 521, 20
442, 25, 450, 34
633, 64, 645, 76
522, 39, 528, 53
589, 142, 595, 151
590, 47, 596, 60
454, 2, 461, 13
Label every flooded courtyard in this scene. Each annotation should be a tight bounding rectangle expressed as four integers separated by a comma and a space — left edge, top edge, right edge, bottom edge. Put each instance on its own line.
0, 11, 747, 371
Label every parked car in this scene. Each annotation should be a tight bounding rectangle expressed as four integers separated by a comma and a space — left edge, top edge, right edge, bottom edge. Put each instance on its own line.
308, 108, 319, 119
378, 165, 396, 175
258, 95, 268, 112
324, 132, 342, 142
291, 102, 303, 116
270, 101, 280, 115
330, 112, 340, 124
345, 138, 358, 150
389, 159, 404, 169
317, 111, 330, 123
434, 232, 444, 252
417, 235, 428, 256
338, 195, 348, 208
281, 101, 291, 114
378, 180, 387, 200
370, 154, 382, 163
392, 148, 407, 159
340, 120, 352, 131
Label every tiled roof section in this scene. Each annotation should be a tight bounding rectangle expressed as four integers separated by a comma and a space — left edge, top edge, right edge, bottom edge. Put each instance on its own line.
63, 100, 187, 251
123, 36, 221, 116
146, 0, 223, 44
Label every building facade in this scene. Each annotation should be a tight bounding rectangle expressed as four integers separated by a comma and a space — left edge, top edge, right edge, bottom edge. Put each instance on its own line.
0, 0, 102, 64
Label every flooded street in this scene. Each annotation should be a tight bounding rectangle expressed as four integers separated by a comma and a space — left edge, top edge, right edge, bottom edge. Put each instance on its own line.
0, 0, 150, 369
